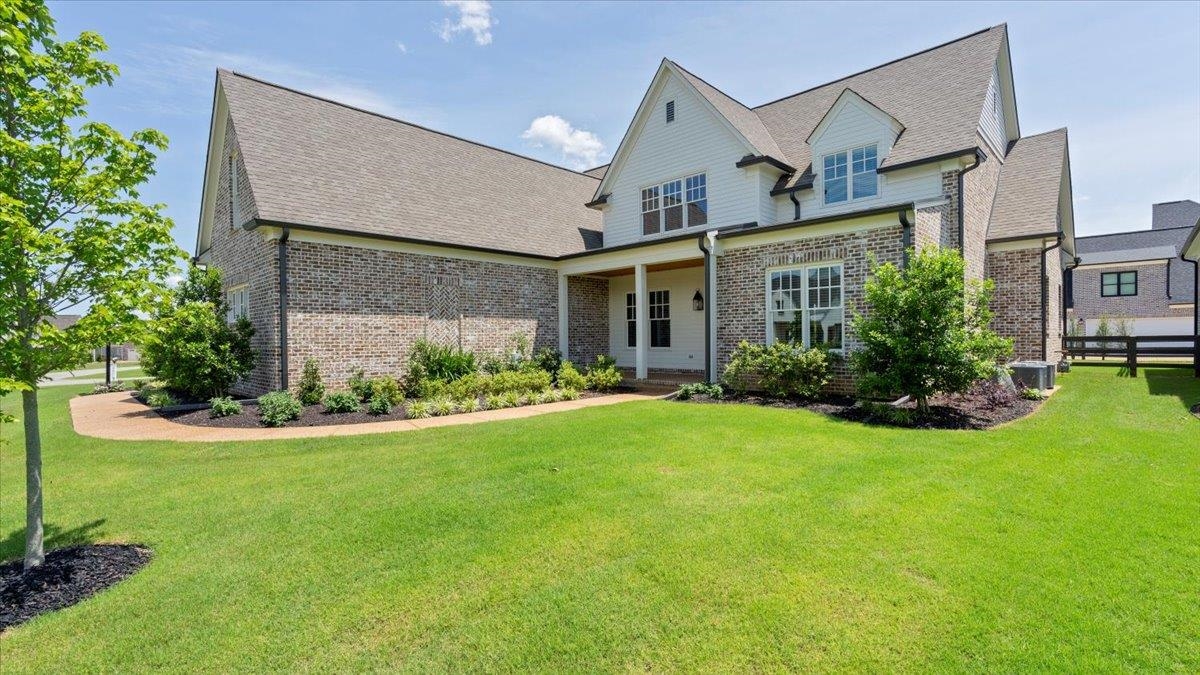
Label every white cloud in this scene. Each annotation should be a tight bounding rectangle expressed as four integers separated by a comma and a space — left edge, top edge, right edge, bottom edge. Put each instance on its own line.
521, 115, 606, 170
123, 45, 415, 120
437, 1, 495, 46
396, 41, 408, 54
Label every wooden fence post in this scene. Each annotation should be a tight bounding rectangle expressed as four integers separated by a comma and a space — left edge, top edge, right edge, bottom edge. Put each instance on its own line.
1126, 337, 1137, 377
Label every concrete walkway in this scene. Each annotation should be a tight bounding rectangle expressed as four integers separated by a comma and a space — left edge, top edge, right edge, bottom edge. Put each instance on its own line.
41, 365, 143, 387
70, 391, 660, 442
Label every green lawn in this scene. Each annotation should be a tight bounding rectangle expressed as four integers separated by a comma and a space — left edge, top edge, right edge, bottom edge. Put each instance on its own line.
1, 366, 1197, 671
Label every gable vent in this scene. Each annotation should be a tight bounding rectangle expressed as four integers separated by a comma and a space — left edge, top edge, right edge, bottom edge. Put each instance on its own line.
665, 100, 675, 123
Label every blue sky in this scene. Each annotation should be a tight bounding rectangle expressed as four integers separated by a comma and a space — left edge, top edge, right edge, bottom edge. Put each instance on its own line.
50, 0, 1200, 254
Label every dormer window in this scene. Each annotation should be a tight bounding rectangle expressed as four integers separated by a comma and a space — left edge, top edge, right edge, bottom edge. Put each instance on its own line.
665, 100, 675, 123
823, 143, 878, 205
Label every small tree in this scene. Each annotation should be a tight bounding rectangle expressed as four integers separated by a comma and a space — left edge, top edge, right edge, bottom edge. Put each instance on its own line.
1, 2, 184, 569
141, 266, 256, 401
850, 247, 1011, 413
1095, 315, 1112, 356
295, 358, 325, 406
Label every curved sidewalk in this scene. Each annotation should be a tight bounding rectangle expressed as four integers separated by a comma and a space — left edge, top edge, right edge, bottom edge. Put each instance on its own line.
70, 391, 658, 442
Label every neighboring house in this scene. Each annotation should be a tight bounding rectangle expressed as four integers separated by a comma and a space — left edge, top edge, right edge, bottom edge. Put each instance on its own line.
195, 24, 1076, 395
1181, 220, 1200, 377
1066, 200, 1200, 338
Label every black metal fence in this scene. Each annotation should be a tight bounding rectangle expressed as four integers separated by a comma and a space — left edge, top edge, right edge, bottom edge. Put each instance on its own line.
1064, 335, 1197, 377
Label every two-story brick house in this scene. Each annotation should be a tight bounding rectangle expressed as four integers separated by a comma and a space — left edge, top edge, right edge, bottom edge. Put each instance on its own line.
195, 24, 1076, 395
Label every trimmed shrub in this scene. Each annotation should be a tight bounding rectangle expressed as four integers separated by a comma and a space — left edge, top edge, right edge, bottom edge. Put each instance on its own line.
533, 348, 562, 380
296, 358, 325, 406
258, 391, 301, 427
348, 369, 372, 402
556, 361, 588, 391
209, 396, 242, 418
146, 391, 177, 409
405, 339, 477, 392
1021, 387, 1045, 401
431, 398, 456, 416
447, 373, 488, 400
532, 389, 555, 405
406, 400, 432, 419
367, 394, 392, 415
486, 369, 551, 396
559, 387, 580, 401
323, 391, 360, 414
502, 391, 523, 408
414, 378, 450, 400
586, 355, 622, 392
457, 397, 480, 413
721, 341, 830, 400
677, 382, 723, 401
483, 394, 505, 410
369, 375, 404, 407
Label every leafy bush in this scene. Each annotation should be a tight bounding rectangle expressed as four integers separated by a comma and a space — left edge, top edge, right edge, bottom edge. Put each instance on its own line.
559, 387, 580, 401
556, 361, 588, 391
677, 382, 723, 400
431, 398, 457, 416
369, 375, 404, 407
1021, 387, 1046, 401
533, 348, 562, 380
146, 391, 177, 409
586, 355, 622, 392
447, 373, 488, 399
406, 400, 431, 419
860, 401, 917, 427
457, 397, 480, 413
532, 389, 554, 405
90, 380, 128, 395
209, 396, 243, 418
850, 247, 1012, 413
486, 369, 551, 395
323, 391, 360, 414
502, 391, 523, 408
258, 391, 301, 427
405, 339, 477, 393
130, 379, 148, 390
347, 369, 372, 402
483, 394, 506, 410
367, 394, 392, 415
975, 380, 1017, 409
722, 341, 830, 399
141, 266, 256, 400
414, 378, 450, 400
295, 358, 325, 406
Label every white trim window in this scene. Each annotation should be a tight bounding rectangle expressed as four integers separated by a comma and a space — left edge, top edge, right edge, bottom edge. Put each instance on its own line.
641, 172, 707, 235
625, 292, 637, 347
766, 263, 843, 350
227, 284, 249, 323
823, 144, 877, 205
649, 290, 670, 348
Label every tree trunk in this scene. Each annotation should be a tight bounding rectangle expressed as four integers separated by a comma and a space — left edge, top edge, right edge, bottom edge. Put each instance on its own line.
22, 389, 44, 570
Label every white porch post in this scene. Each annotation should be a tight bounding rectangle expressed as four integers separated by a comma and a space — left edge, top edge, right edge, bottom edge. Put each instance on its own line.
706, 230, 721, 380
635, 263, 649, 380
558, 273, 569, 358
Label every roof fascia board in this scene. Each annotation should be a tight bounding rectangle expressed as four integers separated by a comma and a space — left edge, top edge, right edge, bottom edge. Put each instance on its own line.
878, 147, 983, 174
996, 28, 1021, 142
195, 74, 227, 257
735, 154, 796, 174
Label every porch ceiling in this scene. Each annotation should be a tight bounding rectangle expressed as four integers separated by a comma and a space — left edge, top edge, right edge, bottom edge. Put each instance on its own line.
589, 258, 704, 277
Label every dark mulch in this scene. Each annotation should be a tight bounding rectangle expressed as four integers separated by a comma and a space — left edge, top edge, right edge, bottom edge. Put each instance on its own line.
157, 387, 631, 429
0, 544, 152, 631
1191, 402, 1200, 420
681, 384, 1041, 430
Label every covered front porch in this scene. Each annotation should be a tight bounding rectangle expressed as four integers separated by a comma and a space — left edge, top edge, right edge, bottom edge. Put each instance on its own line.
557, 234, 718, 382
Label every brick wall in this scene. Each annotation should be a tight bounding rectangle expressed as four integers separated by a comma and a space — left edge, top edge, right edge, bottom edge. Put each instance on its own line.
283, 240, 560, 391
987, 246, 1062, 361
1070, 263, 1182, 320
206, 115, 281, 396
715, 225, 905, 392
913, 171, 958, 251
567, 276, 609, 366
962, 151, 1001, 281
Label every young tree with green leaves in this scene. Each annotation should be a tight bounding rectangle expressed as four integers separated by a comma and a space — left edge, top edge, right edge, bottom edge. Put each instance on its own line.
850, 247, 1012, 413
1, 2, 184, 569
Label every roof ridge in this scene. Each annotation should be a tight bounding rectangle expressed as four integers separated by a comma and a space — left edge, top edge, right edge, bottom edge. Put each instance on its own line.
1017, 127, 1068, 140
219, 69, 601, 181
666, 59, 757, 112
752, 24, 1003, 110
1076, 225, 1199, 239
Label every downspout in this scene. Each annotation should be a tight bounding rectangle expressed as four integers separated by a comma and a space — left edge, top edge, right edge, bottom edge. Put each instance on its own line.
1062, 255, 1081, 343
1040, 235, 1063, 362
957, 150, 983, 254
1181, 245, 1199, 378
898, 209, 912, 268
789, 190, 801, 221
698, 234, 713, 383
278, 227, 290, 391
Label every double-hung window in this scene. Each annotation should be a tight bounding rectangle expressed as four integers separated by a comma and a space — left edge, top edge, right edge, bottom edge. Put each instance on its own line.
624, 290, 671, 348
823, 143, 877, 204
766, 264, 843, 350
641, 172, 707, 234
1101, 271, 1137, 297
227, 285, 249, 323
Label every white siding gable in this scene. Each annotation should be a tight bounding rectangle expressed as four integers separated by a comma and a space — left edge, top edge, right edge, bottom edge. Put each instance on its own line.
599, 70, 767, 248
978, 62, 1007, 156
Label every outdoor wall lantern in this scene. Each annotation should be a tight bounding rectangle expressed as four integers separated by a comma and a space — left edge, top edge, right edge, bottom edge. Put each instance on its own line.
692, 289, 704, 311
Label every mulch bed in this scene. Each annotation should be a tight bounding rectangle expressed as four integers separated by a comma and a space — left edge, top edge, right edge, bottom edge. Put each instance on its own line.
1191, 402, 1200, 421
1, 545, 152, 631
682, 386, 1041, 430
156, 388, 632, 429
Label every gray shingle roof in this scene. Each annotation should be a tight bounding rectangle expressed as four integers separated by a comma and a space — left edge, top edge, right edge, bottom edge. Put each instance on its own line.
1151, 200, 1200, 230
1076, 224, 1197, 301
220, 70, 603, 258
755, 25, 1007, 190
987, 128, 1068, 241
1077, 246, 1178, 266
582, 163, 609, 179
670, 61, 786, 163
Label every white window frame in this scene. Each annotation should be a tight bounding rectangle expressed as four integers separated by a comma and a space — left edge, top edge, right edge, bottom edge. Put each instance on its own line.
640, 171, 708, 237
764, 262, 844, 352
821, 143, 879, 206
226, 284, 249, 323
625, 292, 636, 348
649, 289, 670, 349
